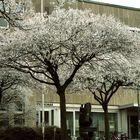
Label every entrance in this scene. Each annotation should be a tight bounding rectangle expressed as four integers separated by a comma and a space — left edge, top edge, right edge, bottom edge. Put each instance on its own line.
129, 116, 138, 139
38, 110, 54, 126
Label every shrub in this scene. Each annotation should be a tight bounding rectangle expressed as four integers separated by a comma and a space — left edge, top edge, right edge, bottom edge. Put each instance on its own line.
35, 126, 61, 140
44, 126, 61, 140
0, 127, 42, 140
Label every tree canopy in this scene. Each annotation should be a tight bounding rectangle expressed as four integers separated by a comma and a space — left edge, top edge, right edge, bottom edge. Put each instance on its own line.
0, 7, 140, 139
73, 46, 140, 140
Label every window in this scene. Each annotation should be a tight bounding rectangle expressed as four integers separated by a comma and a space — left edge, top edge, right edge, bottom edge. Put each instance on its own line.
129, 27, 140, 34
51, 110, 54, 125
45, 6, 50, 14
15, 2, 26, 13
40, 111, 49, 125
14, 114, 24, 126
90, 112, 118, 137
40, 110, 54, 126
15, 101, 23, 111
66, 112, 74, 135
75, 111, 80, 137
0, 17, 9, 28
0, 113, 8, 127
0, 104, 7, 111
109, 113, 118, 132
0, 1, 9, 13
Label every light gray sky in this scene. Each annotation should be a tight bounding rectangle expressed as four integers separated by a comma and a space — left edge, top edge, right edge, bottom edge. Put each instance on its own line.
90, 0, 140, 8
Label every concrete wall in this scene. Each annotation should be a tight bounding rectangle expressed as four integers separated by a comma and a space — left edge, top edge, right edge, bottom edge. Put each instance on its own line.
35, 87, 137, 106
31, 0, 140, 28
77, 1, 140, 28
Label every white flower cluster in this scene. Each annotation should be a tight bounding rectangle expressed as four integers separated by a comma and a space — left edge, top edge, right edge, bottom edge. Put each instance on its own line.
1, 8, 140, 93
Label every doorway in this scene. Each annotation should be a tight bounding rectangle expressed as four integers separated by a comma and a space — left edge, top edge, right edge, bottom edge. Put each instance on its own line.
39, 110, 54, 126
129, 116, 138, 139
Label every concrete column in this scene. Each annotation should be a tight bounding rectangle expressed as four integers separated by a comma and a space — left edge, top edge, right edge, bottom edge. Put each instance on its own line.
120, 109, 128, 134
8, 103, 15, 126
54, 108, 60, 127
8, 111, 14, 126
117, 111, 122, 133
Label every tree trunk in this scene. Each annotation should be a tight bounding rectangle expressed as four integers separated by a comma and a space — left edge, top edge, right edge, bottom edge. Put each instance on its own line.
59, 91, 67, 140
103, 104, 110, 140
0, 90, 2, 103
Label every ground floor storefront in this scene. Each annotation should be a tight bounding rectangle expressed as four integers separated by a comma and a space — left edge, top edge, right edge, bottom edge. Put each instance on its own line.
0, 102, 139, 139
120, 104, 139, 140
36, 103, 139, 139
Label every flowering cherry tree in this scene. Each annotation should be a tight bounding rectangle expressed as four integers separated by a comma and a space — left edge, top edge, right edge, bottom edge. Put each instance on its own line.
1, 8, 139, 139
0, 65, 36, 127
0, 68, 21, 103
74, 51, 140, 140
0, 67, 34, 104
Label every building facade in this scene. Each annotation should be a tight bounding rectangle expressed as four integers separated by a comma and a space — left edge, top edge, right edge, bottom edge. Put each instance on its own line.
33, 87, 139, 139
31, 0, 140, 28
30, 1, 140, 139
0, 1, 140, 140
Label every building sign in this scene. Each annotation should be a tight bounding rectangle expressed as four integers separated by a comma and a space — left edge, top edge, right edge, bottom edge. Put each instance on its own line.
85, 0, 140, 9
37, 102, 54, 107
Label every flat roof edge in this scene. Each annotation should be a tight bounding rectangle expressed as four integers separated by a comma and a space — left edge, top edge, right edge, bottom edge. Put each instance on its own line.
78, 0, 140, 11
119, 103, 138, 109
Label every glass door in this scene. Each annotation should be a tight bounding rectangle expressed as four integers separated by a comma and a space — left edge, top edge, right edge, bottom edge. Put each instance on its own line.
39, 109, 54, 126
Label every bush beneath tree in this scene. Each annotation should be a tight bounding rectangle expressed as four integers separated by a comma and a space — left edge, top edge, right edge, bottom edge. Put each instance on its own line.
0, 127, 42, 140
0, 126, 71, 140
35, 126, 62, 140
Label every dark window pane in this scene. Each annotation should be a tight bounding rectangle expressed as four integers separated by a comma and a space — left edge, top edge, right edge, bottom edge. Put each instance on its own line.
0, 18, 8, 28
66, 112, 73, 135
0, 113, 8, 127
14, 114, 24, 126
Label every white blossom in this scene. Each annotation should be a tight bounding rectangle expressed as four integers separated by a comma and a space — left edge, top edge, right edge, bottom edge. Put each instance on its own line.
1, 8, 139, 89
1, 8, 140, 137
